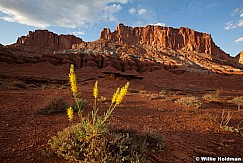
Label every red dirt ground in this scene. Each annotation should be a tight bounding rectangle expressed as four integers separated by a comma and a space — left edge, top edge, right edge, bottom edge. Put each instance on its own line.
0, 62, 243, 162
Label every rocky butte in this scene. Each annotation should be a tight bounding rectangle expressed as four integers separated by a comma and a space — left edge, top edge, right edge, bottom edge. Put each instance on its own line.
11, 29, 83, 53
99, 24, 231, 61
1, 24, 243, 74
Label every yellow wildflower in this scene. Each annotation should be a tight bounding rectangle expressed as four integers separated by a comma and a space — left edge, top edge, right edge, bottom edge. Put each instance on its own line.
69, 64, 78, 97
93, 80, 98, 99
67, 107, 74, 121
116, 82, 130, 105
112, 87, 120, 104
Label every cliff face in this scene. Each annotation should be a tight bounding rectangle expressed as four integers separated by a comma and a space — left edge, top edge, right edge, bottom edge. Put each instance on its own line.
12, 30, 83, 52
100, 24, 231, 60
2, 24, 242, 75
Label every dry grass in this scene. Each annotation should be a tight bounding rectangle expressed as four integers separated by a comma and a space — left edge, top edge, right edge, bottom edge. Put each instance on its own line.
176, 96, 202, 108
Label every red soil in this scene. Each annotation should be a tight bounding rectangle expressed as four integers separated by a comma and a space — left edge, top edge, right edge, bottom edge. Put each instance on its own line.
0, 62, 243, 162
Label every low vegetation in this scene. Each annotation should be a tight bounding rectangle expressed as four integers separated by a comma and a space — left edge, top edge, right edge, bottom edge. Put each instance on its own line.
232, 96, 243, 111
175, 96, 202, 108
219, 110, 242, 135
202, 89, 222, 102
38, 97, 69, 115
47, 64, 164, 162
12, 81, 27, 89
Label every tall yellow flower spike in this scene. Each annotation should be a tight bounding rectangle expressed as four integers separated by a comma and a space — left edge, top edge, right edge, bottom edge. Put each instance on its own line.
93, 80, 98, 99
67, 107, 74, 121
69, 64, 78, 97
112, 87, 120, 104
116, 82, 129, 105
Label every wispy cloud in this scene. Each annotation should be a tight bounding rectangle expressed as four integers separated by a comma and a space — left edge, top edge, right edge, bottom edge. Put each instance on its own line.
206, 2, 221, 9
224, 21, 237, 30
128, 7, 147, 15
71, 31, 85, 36
231, 3, 243, 16
0, 0, 128, 28
150, 22, 166, 26
129, 7, 136, 15
224, 3, 243, 30
187, 1, 203, 14
102, 4, 122, 22
137, 8, 147, 15
238, 20, 243, 27
234, 36, 243, 43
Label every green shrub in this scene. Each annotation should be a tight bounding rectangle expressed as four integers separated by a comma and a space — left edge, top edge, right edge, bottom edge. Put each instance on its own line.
48, 125, 164, 162
176, 96, 202, 108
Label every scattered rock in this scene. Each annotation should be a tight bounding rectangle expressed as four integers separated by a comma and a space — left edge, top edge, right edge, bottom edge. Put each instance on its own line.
193, 148, 216, 156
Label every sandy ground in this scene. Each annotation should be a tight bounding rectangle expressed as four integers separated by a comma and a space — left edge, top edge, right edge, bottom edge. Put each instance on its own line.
0, 61, 243, 162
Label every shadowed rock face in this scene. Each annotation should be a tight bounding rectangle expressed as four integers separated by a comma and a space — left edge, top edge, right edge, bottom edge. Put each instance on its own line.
100, 24, 231, 61
10, 30, 83, 52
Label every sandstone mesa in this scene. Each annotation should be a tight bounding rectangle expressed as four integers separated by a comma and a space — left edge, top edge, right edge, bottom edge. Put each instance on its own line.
0, 23, 243, 75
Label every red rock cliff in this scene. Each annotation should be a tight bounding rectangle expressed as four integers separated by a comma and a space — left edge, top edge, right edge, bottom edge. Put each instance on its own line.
12, 30, 83, 52
100, 24, 231, 60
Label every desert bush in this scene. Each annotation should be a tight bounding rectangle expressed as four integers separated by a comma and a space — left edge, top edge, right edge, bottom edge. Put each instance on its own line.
200, 112, 218, 123
12, 81, 27, 88
232, 96, 243, 111
27, 83, 38, 88
159, 90, 167, 95
202, 89, 222, 102
219, 110, 242, 134
149, 94, 165, 100
48, 125, 146, 162
38, 97, 69, 115
139, 90, 152, 94
176, 96, 202, 108
48, 64, 159, 162
48, 125, 164, 162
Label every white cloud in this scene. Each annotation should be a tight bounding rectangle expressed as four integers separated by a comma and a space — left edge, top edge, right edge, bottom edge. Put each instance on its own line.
151, 22, 166, 26
71, 31, 85, 35
224, 21, 236, 30
226, 3, 243, 30
103, 4, 122, 21
206, 2, 221, 9
234, 36, 243, 43
129, 7, 136, 15
238, 20, 243, 27
137, 8, 147, 15
0, 0, 128, 28
231, 3, 243, 16
128, 7, 147, 15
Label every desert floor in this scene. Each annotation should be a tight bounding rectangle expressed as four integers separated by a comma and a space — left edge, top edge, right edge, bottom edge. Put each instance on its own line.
0, 62, 243, 162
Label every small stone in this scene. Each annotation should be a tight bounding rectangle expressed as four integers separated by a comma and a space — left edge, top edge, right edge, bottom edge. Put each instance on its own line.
157, 108, 165, 112
227, 139, 235, 143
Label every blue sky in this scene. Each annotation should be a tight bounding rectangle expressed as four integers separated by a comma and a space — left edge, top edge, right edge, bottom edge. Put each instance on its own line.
0, 0, 242, 56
